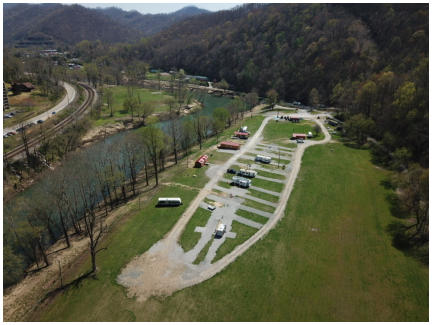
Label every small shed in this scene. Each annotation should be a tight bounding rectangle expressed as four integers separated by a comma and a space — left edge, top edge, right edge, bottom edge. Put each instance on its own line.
218, 141, 241, 150
194, 154, 209, 168
293, 133, 307, 140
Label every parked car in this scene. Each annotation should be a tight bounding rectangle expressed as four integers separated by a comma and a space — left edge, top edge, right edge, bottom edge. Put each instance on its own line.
9, 112, 15, 116
37, 119, 44, 124
227, 168, 237, 174
3, 134, 9, 138
7, 131, 16, 136
207, 205, 216, 211
4, 114, 11, 119
52, 111, 56, 114
296, 139, 304, 143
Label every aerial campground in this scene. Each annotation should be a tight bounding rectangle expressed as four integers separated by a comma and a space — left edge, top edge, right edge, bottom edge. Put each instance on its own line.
3, 2, 429, 322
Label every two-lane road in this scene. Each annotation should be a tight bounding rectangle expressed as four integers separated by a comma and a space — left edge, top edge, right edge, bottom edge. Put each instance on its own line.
3, 81, 77, 135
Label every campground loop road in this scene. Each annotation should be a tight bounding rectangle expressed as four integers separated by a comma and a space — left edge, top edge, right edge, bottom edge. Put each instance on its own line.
4, 83, 96, 162
118, 111, 331, 301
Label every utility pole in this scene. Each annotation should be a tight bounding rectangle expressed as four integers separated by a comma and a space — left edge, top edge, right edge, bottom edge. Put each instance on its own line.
58, 260, 63, 289
278, 149, 280, 168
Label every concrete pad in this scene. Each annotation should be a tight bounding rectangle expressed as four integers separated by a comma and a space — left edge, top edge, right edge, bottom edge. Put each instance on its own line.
212, 185, 278, 207
216, 149, 237, 154
248, 149, 292, 160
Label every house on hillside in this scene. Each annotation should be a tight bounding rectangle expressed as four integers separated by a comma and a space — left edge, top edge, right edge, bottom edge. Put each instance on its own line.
11, 82, 35, 95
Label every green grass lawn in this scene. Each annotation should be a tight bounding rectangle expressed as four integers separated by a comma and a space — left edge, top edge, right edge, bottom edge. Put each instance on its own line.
254, 169, 285, 180
212, 220, 258, 263
35, 131, 428, 321
247, 188, 280, 203
241, 198, 275, 213
217, 181, 231, 189
251, 177, 284, 193
93, 86, 173, 126
235, 209, 269, 225
263, 120, 324, 145
179, 208, 212, 252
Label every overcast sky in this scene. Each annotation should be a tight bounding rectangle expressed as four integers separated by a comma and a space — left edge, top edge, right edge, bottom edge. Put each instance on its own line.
81, 3, 240, 14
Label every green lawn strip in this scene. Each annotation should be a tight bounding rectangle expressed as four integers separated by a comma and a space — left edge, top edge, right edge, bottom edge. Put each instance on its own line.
254, 169, 285, 180
235, 208, 269, 225
209, 151, 234, 164
179, 208, 212, 252
37, 142, 428, 322
247, 188, 279, 203
251, 177, 284, 192
164, 162, 209, 189
241, 198, 275, 213
256, 162, 287, 171
212, 220, 258, 263
217, 181, 231, 189
193, 239, 213, 264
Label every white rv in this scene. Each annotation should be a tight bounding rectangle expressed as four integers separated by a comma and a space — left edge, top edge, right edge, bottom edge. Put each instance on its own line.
232, 176, 252, 188
239, 126, 249, 133
307, 131, 313, 138
255, 155, 272, 164
237, 168, 257, 178
214, 222, 227, 238
157, 197, 182, 207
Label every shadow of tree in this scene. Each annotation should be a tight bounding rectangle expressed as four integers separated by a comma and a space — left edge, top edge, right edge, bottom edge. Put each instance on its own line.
386, 221, 428, 266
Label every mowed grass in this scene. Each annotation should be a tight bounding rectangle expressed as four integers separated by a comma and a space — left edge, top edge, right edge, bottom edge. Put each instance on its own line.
252, 177, 284, 193
263, 120, 324, 145
212, 220, 258, 263
235, 209, 269, 225
179, 208, 212, 252
36, 130, 428, 321
247, 188, 280, 203
241, 198, 275, 213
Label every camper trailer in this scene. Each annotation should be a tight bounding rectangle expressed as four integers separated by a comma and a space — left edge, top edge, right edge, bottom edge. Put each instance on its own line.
232, 176, 252, 188
214, 222, 227, 238
157, 197, 182, 207
194, 154, 209, 168
255, 155, 272, 164
237, 168, 257, 178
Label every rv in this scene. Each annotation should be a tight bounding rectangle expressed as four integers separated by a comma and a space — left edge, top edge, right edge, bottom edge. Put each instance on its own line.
214, 222, 227, 238
237, 168, 257, 178
157, 197, 182, 207
255, 155, 272, 164
232, 176, 252, 188
239, 126, 249, 133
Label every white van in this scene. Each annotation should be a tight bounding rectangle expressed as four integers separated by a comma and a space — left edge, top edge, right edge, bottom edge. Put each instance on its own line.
157, 197, 182, 207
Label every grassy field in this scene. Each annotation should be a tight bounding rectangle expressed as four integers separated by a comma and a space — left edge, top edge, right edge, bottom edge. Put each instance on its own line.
179, 208, 212, 252
35, 130, 428, 321
263, 120, 324, 145
93, 86, 173, 126
212, 220, 258, 263
235, 208, 269, 225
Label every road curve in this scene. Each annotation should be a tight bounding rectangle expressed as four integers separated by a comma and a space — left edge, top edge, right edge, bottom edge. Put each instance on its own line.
3, 81, 77, 135
118, 113, 331, 301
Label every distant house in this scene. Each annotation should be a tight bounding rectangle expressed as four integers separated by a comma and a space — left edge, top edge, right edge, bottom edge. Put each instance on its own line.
293, 133, 307, 140
11, 82, 35, 94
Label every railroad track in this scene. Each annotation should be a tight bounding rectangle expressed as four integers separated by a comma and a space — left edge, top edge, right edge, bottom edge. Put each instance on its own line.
4, 83, 96, 162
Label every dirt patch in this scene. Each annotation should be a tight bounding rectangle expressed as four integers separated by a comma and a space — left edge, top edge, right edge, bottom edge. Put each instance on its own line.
81, 123, 133, 146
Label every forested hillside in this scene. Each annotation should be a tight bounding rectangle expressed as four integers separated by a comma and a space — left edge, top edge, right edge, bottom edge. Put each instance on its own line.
96, 6, 209, 36
135, 3, 427, 166
3, 4, 142, 45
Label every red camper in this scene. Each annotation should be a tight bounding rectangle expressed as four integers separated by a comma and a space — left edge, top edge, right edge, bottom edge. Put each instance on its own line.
218, 141, 241, 150
293, 133, 307, 140
234, 131, 249, 139
194, 154, 209, 168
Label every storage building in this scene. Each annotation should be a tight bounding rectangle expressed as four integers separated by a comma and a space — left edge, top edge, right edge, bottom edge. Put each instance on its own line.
194, 154, 209, 168
234, 131, 249, 139
293, 133, 307, 140
218, 141, 241, 150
